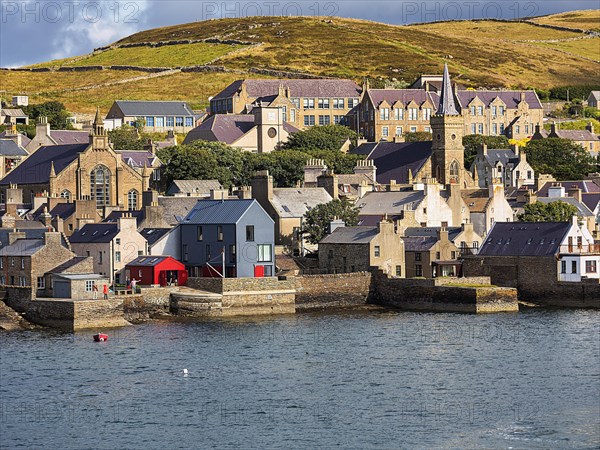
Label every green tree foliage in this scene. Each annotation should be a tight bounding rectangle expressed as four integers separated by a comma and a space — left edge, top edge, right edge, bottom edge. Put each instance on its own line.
524, 138, 596, 180
158, 145, 220, 184
404, 131, 432, 142
303, 199, 360, 245
282, 125, 357, 152
108, 125, 145, 150
23, 101, 73, 129
462, 134, 511, 169
549, 85, 600, 101
518, 201, 580, 222
0, 124, 36, 139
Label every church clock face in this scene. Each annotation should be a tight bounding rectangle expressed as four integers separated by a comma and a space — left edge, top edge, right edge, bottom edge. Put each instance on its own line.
267, 127, 277, 138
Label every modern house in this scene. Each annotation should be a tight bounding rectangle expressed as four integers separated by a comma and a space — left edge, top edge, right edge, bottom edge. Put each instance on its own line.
68, 214, 148, 284
104, 100, 200, 133
318, 218, 405, 276
125, 255, 187, 286
179, 199, 275, 278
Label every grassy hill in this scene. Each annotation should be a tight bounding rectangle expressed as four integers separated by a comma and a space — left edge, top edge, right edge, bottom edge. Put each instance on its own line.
2, 11, 599, 114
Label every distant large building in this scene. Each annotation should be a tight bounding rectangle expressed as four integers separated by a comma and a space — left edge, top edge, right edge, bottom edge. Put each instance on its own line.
104, 100, 200, 133
209, 79, 362, 130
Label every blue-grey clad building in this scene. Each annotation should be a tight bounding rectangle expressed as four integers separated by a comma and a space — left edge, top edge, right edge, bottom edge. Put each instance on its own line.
179, 199, 275, 278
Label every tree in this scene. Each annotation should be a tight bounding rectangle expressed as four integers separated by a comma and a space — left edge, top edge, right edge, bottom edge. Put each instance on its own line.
303, 199, 359, 245
518, 201, 579, 222
158, 145, 220, 186
404, 131, 432, 142
23, 101, 73, 129
282, 125, 357, 152
524, 138, 596, 180
462, 134, 510, 169
108, 125, 145, 150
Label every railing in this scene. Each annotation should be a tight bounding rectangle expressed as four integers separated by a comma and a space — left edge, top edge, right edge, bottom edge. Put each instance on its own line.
559, 244, 600, 254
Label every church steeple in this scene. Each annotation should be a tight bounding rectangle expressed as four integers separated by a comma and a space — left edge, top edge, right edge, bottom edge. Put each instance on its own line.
437, 63, 459, 116
90, 107, 108, 149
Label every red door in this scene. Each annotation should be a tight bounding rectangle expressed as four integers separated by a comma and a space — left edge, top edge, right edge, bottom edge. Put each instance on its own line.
254, 265, 264, 278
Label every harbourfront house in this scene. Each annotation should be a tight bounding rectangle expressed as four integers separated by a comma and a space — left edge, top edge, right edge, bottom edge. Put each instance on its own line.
209, 78, 362, 130
318, 218, 405, 276
403, 228, 462, 278
183, 106, 299, 153
104, 100, 200, 133
463, 219, 599, 286
470, 144, 535, 189
68, 214, 148, 284
179, 199, 275, 278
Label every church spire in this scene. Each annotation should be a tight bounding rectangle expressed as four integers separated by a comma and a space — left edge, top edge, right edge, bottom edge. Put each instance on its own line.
437, 63, 459, 116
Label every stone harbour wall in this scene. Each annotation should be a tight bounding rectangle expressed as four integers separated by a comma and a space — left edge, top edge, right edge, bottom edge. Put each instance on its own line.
294, 272, 372, 311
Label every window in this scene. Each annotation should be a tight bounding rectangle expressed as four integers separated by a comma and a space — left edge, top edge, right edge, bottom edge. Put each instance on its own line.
395, 126, 403, 136
153, 169, 161, 181
561, 260, 567, 273
394, 108, 404, 120
423, 108, 432, 120
185, 117, 194, 127
470, 106, 476, 116
290, 109, 296, 122
415, 265, 423, 277
571, 261, 577, 274
380, 108, 389, 121
175, 117, 184, 127
264, 265, 273, 277
348, 98, 358, 109
477, 106, 484, 116
217, 225, 223, 241
257, 244, 272, 262
37, 277, 45, 289
441, 221, 448, 227
0, 276, 5, 285
451, 251, 456, 260
500, 123, 505, 134
281, 106, 287, 122
492, 106, 497, 116
328, 249, 333, 259
395, 266, 402, 277
408, 108, 418, 121
166, 117, 174, 127
229, 245, 236, 263
450, 160, 460, 182
155, 117, 164, 127
415, 252, 422, 261
304, 115, 315, 126
127, 190, 138, 210
11, 257, 14, 266
303, 98, 315, 109
492, 123, 498, 135
333, 115, 343, 124
98, 251, 103, 264
291, 98, 300, 109
471, 124, 477, 134
436, 252, 441, 260
20, 258, 24, 269
197, 226, 203, 241
478, 123, 484, 134
499, 106, 505, 115
527, 170, 532, 179
138, 251, 143, 256
19, 276, 26, 286
60, 190, 71, 201
183, 244, 188, 261
382, 127, 389, 137
410, 126, 417, 133
318, 115, 331, 125
525, 124, 529, 134
9, 276, 14, 285
85, 280, 94, 292
333, 98, 344, 109
318, 98, 329, 109
246, 225, 254, 241
374, 246, 380, 257
146, 117, 154, 127
90, 165, 111, 207
585, 260, 597, 273
115, 251, 121, 263
515, 125, 520, 135
0, 259, 2, 269
116, 238, 120, 245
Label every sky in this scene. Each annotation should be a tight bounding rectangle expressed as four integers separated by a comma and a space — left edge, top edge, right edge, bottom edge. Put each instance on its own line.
0, 1, 596, 67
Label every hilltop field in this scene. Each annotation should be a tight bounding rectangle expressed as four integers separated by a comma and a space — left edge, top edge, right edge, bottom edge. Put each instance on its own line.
1, 10, 599, 114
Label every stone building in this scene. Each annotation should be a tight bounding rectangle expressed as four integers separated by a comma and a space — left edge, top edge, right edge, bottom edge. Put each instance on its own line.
0, 231, 75, 299
209, 79, 362, 130
318, 218, 405, 276
183, 106, 298, 153
304, 159, 379, 200
402, 222, 483, 257
460, 180, 514, 237
0, 110, 150, 217
403, 228, 461, 278
104, 100, 200, 133
26, 117, 90, 153
586, 91, 600, 109
531, 122, 600, 157
251, 171, 332, 251
0, 138, 28, 179
471, 144, 535, 189
68, 213, 148, 284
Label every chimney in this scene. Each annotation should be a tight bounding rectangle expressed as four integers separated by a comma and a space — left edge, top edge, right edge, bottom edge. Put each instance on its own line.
534, 124, 542, 136
424, 178, 441, 198
586, 122, 594, 135
236, 186, 252, 199
51, 215, 64, 234
329, 217, 345, 234
354, 159, 377, 182
438, 228, 449, 244
377, 217, 395, 235
251, 170, 274, 202
303, 159, 327, 187
40, 207, 52, 228
76, 214, 95, 230
210, 188, 228, 200
488, 178, 504, 199
117, 213, 137, 232
535, 174, 556, 192
550, 121, 557, 136
512, 144, 519, 157
388, 180, 401, 192
396, 209, 418, 236
461, 222, 473, 233
520, 92, 526, 103
36, 116, 51, 140
8, 231, 25, 246
567, 185, 583, 203
142, 189, 159, 208
481, 143, 488, 156
357, 180, 371, 198
526, 190, 537, 205
317, 170, 339, 200
548, 183, 566, 198
43, 231, 63, 248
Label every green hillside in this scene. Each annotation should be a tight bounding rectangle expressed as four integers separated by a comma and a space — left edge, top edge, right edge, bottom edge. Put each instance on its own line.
2, 11, 598, 114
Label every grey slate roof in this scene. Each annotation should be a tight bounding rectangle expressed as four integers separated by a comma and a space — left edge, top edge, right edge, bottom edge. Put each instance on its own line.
0, 229, 48, 248
478, 222, 571, 257
1, 109, 27, 117
403, 236, 438, 252
117, 150, 160, 168
69, 223, 119, 244
367, 89, 439, 108
437, 63, 460, 115
457, 90, 542, 110
0, 131, 31, 147
357, 190, 424, 216
112, 100, 196, 117
0, 143, 87, 185
182, 199, 259, 224
55, 273, 104, 280
140, 228, 172, 246
554, 129, 600, 141
50, 130, 89, 144
582, 193, 600, 212
483, 149, 518, 167
166, 180, 223, 196
537, 181, 600, 196
47, 256, 90, 274
319, 226, 378, 244
0, 139, 28, 156
158, 196, 201, 225
352, 142, 378, 156
271, 188, 332, 218
103, 210, 144, 226
212, 79, 362, 101
404, 226, 462, 241
0, 238, 44, 256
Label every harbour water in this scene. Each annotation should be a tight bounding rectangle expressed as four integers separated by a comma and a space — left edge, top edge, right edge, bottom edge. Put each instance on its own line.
1, 308, 598, 449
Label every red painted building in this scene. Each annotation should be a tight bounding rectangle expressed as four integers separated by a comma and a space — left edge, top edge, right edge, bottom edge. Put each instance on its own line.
125, 256, 188, 287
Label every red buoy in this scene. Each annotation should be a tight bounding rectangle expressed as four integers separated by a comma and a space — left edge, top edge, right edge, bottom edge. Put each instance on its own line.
93, 333, 108, 342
